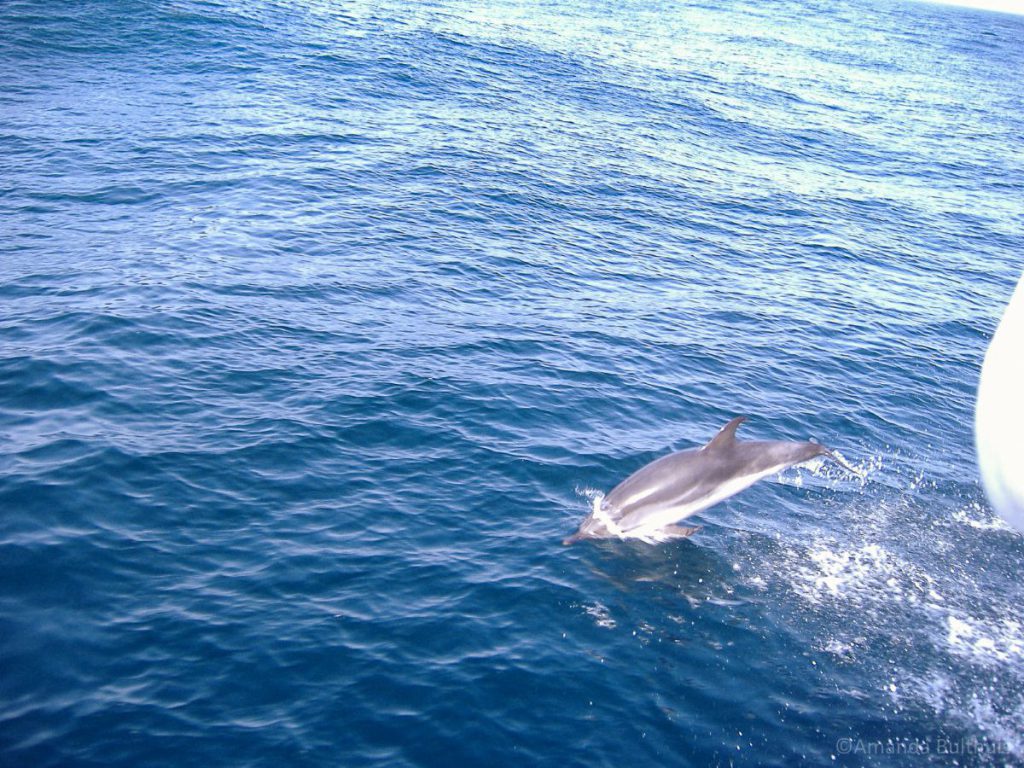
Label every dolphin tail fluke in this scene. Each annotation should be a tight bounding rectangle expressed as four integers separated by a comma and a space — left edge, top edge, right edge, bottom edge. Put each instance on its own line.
821, 447, 866, 479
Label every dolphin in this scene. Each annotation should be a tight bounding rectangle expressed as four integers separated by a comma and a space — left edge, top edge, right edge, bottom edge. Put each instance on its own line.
564, 416, 860, 545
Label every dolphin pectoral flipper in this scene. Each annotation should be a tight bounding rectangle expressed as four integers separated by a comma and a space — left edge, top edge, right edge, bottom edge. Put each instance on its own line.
661, 524, 700, 538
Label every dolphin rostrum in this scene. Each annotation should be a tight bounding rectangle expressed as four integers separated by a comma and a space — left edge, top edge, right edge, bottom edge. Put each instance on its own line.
564, 417, 860, 545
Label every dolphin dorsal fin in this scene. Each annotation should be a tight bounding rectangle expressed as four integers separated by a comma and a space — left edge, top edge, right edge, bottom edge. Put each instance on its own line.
705, 416, 747, 451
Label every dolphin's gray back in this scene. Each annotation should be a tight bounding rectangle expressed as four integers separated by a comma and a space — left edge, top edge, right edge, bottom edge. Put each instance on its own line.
729, 440, 829, 471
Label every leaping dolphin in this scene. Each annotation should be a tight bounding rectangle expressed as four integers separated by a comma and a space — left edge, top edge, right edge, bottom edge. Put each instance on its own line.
564, 416, 860, 545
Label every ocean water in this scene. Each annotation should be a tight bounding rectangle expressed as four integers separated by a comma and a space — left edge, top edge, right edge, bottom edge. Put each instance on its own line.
2, 0, 1023, 765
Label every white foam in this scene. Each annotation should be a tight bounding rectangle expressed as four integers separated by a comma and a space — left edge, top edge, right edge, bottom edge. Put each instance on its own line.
581, 601, 616, 629
790, 541, 942, 608
908, 668, 1024, 760
915, 670, 954, 713
952, 502, 1013, 532
781, 532, 1023, 762
744, 459, 1024, 763
945, 613, 1024, 666
576, 487, 604, 505
575, 486, 694, 544
962, 695, 1024, 758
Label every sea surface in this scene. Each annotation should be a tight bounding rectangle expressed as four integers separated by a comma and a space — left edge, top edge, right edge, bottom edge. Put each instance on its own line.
2, 0, 1023, 765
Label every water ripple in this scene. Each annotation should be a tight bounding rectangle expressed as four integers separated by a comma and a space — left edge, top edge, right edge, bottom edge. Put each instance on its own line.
2, 0, 1023, 765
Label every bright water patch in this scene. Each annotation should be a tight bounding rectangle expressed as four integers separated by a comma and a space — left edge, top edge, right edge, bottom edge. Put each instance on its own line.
2, 0, 1023, 765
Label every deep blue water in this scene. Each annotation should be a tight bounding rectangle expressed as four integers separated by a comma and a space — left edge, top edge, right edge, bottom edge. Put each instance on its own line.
2, 0, 1024, 765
